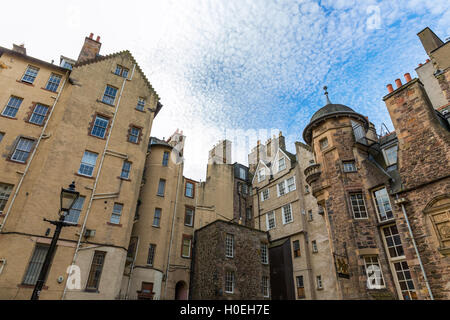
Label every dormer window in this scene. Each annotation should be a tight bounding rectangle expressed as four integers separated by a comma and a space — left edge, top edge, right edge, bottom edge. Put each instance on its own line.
278, 157, 286, 171
383, 145, 398, 167
258, 168, 265, 182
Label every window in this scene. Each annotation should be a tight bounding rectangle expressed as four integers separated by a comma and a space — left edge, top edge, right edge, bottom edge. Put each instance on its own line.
309, 241, 317, 254
29, 104, 49, 125
225, 234, 234, 258
278, 157, 286, 171
225, 271, 235, 293
393, 261, 417, 300
428, 206, 450, 251
121, 161, 132, 179
364, 256, 385, 289
21, 65, 39, 84
239, 167, 246, 180
293, 240, 301, 258
91, 115, 109, 139
185, 181, 194, 198
86, 251, 106, 291
153, 208, 161, 227
242, 184, 248, 195
261, 189, 269, 201
147, 244, 156, 266
11, 137, 34, 163
266, 211, 276, 230
184, 207, 194, 227
45, 73, 62, 92
261, 243, 268, 264
22, 244, 49, 285
319, 138, 328, 150
64, 196, 85, 224
162, 151, 170, 166
343, 161, 357, 172
382, 225, 404, 258
383, 145, 398, 167
316, 276, 323, 289
246, 207, 252, 220
2, 96, 23, 118
0, 183, 13, 213
181, 236, 192, 258
308, 210, 313, 221
128, 126, 141, 144
257, 168, 265, 182
287, 177, 296, 192
157, 179, 166, 196
350, 193, 368, 219
373, 188, 394, 222
137, 97, 146, 111
305, 185, 310, 194
78, 151, 98, 177
296, 276, 305, 299
261, 276, 270, 298
110, 203, 123, 224
102, 85, 118, 105
277, 181, 286, 197
115, 65, 129, 78
282, 204, 293, 224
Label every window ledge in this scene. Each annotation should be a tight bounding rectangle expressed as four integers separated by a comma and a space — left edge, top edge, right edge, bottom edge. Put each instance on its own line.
117, 176, 131, 182
376, 219, 396, 227
75, 173, 96, 180
88, 133, 107, 141
135, 108, 146, 113
0, 114, 18, 120
96, 99, 115, 107
107, 222, 122, 227
41, 87, 58, 94
16, 79, 35, 87
5, 158, 26, 165
84, 289, 100, 293
25, 120, 44, 127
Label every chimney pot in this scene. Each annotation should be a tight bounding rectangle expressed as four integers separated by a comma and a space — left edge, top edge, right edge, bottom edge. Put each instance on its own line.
89, 33, 94, 39
387, 84, 394, 93
419, 63, 423, 67
404, 73, 412, 83
426, 59, 430, 63
96, 36, 101, 42
395, 78, 402, 89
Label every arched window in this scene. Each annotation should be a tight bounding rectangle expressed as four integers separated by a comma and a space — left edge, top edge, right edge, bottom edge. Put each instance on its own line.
423, 194, 450, 256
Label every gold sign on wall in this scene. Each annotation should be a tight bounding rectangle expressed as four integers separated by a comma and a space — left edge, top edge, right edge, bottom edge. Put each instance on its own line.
334, 253, 350, 279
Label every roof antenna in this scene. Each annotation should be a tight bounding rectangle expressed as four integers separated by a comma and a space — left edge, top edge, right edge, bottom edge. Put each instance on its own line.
323, 86, 332, 105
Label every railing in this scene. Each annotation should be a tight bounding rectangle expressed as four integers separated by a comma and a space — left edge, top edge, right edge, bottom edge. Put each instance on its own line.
304, 163, 321, 185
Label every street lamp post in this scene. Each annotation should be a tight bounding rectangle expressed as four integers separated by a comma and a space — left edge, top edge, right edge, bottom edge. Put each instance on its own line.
31, 182, 80, 300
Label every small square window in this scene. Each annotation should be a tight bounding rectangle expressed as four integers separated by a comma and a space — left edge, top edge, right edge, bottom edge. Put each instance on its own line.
137, 97, 146, 111
320, 138, 328, 150
102, 85, 118, 105
128, 126, 141, 144
64, 196, 85, 225
91, 115, 109, 139
316, 276, 323, 289
343, 161, 357, 172
312, 240, 318, 253
78, 151, 98, 177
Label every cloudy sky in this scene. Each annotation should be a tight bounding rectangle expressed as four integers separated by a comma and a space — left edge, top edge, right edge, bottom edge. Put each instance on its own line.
2, 1, 449, 180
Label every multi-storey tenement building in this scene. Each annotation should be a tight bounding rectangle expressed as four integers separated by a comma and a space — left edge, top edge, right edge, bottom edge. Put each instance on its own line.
121, 131, 198, 300
249, 133, 339, 300
302, 27, 449, 300
0, 34, 161, 299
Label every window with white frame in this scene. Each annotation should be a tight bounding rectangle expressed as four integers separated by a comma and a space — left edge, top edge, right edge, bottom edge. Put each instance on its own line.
22, 244, 49, 285
261, 189, 269, 201
184, 207, 194, 227
0, 183, 14, 213
21, 65, 39, 84
225, 234, 234, 258
153, 208, 161, 227
350, 193, 368, 219
316, 275, 323, 289
64, 196, 85, 224
2, 96, 23, 118
78, 151, 98, 177
121, 161, 131, 179
45, 73, 62, 92
261, 243, 268, 264
102, 85, 118, 105
266, 211, 276, 230
29, 104, 49, 125
312, 240, 318, 253
383, 145, 398, 167
11, 137, 34, 163
343, 161, 357, 172
373, 188, 394, 222
277, 181, 286, 197
287, 177, 296, 192
364, 256, 385, 289
225, 271, 235, 293
110, 203, 123, 224
182, 236, 192, 258
91, 115, 109, 138
128, 126, 141, 144
261, 276, 270, 297
137, 97, 146, 111
278, 157, 286, 171
257, 168, 265, 182
282, 204, 293, 224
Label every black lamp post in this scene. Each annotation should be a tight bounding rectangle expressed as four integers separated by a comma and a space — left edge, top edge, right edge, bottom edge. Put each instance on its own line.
31, 181, 80, 300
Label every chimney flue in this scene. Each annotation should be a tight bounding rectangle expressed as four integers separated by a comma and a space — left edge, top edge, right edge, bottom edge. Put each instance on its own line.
387, 84, 393, 93
395, 78, 402, 88
89, 33, 94, 39
404, 73, 412, 83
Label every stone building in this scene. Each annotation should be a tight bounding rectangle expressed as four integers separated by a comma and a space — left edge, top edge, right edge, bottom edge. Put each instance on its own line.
0, 34, 161, 299
249, 133, 339, 300
302, 28, 449, 300
190, 220, 270, 300
121, 130, 198, 300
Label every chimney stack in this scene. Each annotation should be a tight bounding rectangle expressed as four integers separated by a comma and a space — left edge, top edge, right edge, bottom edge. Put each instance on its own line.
395, 78, 402, 89
12, 44, 26, 55
77, 33, 102, 63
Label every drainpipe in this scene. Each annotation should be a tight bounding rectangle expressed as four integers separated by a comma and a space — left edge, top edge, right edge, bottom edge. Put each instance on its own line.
396, 195, 434, 300
163, 159, 183, 299
62, 64, 135, 300
0, 71, 70, 232
125, 236, 140, 300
